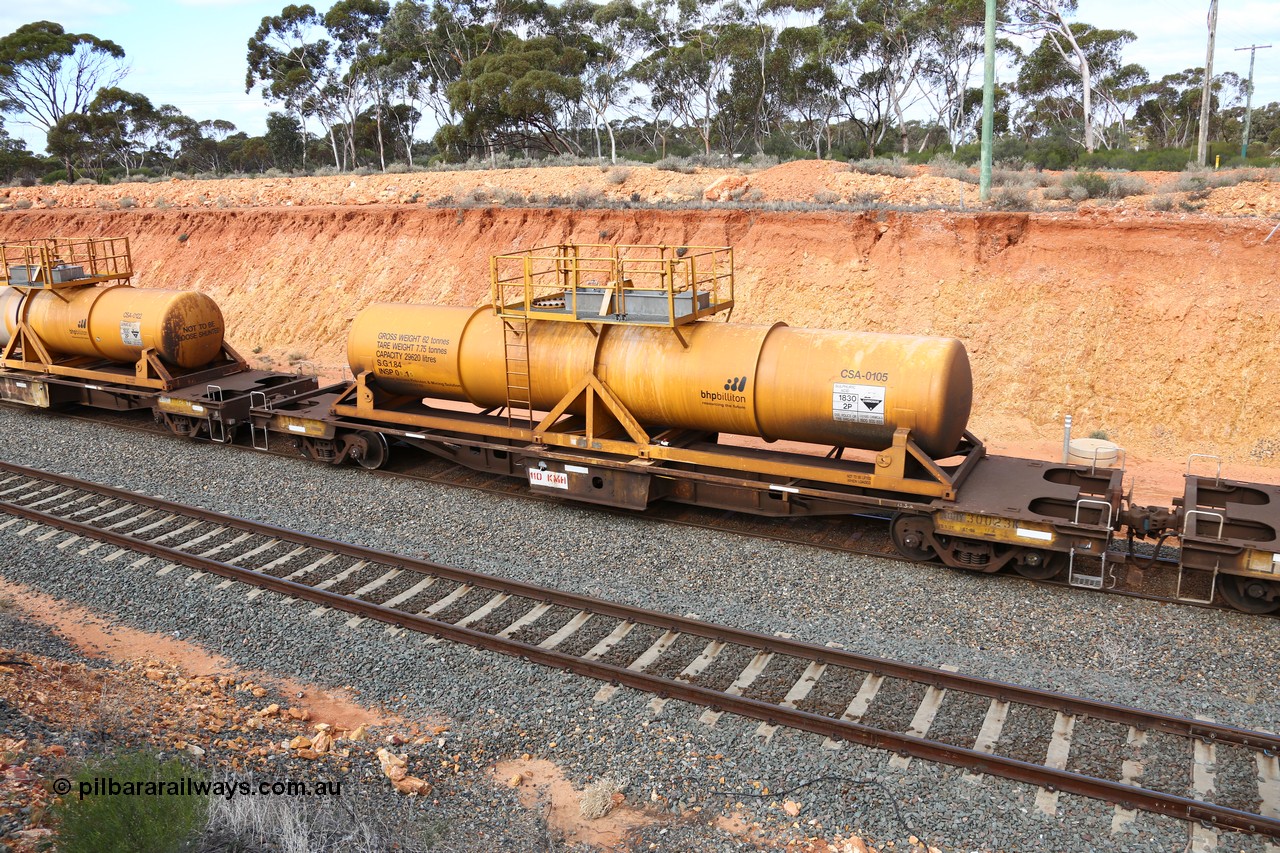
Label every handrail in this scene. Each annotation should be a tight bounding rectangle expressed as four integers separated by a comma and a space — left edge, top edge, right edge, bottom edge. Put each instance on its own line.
1, 236, 133, 288
491, 243, 733, 327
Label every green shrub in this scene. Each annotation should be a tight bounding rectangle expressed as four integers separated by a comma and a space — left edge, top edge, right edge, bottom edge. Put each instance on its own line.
850, 156, 912, 178
991, 169, 1036, 188
654, 156, 698, 174
1106, 175, 1150, 198
927, 154, 979, 184
745, 153, 780, 170
1174, 172, 1209, 192
1061, 171, 1111, 199
991, 187, 1033, 210
54, 751, 208, 853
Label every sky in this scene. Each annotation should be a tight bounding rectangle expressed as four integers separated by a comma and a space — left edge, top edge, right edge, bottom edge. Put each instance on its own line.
2, 0, 1277, 155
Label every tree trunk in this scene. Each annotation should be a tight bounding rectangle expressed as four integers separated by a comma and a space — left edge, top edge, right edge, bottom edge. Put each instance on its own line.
606, 120, 617, 164
328, 127, 341, 169
376, 103, 386, 171
298, 112, 308, 172
1056, 21, 1096, 153
890, 88, 909, 154
1080, 55, 1093, 152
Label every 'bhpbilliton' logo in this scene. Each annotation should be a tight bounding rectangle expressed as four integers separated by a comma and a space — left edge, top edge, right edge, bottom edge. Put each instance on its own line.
700, 376, 748, 405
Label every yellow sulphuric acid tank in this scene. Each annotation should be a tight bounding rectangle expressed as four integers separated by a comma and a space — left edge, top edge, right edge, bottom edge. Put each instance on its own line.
0, 284, 226, 369
348, 305, 973, 458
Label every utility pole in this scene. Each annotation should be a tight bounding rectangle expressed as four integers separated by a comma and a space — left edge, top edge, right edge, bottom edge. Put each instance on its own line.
1196, 0, 1219, 166
1236, 44, 1272, 158
979, 0, 996, 202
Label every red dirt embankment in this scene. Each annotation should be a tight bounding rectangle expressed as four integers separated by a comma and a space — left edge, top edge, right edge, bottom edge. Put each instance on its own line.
3, 203, 1280, 495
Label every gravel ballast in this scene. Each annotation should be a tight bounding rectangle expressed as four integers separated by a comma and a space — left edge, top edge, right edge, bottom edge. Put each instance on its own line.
1, 405, 1278, 851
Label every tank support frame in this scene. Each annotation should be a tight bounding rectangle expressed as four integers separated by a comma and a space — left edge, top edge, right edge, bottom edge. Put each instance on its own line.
334, 370, 983, 500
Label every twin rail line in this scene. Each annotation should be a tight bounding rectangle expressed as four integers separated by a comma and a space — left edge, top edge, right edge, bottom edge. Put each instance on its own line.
1, 459, 1279, 840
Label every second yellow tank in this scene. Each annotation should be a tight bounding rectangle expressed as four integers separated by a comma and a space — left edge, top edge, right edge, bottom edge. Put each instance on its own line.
348, 305, 973, 458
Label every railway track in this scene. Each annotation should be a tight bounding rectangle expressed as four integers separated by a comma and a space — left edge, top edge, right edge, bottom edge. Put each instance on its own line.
1, 459, 1278, 842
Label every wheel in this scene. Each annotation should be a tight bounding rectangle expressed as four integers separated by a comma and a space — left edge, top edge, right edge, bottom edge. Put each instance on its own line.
890, 514, 937, 562
1013, 549, 1063, 580
350, 430, 389, 470
1218, 575, 1280, 614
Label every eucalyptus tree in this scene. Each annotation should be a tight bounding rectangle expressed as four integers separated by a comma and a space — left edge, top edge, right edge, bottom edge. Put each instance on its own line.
380, 0, 538, 160
917, 0, 1005, 151
1093, 60, 1148, 147
1013, 18, 1135, 150
633, 0, 741, 157
1007, 0, 1141, 152
378, 0, 437, 165
817, 0, 884, 153
45, 112, 104, 178
554, 0, 648, 162
854, 0, 930, 154
167, 116, 241, 174
323, 0, 391, 169
84, 87, 165, 176
0, 118, 39, 183
441, 31, 587, 156
0, 21, 127, 134
1131, 68, 1244, 149
769, 22, 841, 156
247, 5, 340, 168
719, 0, 787, 156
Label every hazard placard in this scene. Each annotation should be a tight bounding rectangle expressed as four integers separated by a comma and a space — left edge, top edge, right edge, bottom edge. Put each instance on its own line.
832, 383, 885, 425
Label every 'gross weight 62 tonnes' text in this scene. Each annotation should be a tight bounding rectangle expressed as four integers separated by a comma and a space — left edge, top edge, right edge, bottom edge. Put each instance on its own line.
374, 332, 450, 377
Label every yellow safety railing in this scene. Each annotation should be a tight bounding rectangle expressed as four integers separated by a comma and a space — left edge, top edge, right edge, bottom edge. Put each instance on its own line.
491, 243, 734, 327
1, 236, 133, 288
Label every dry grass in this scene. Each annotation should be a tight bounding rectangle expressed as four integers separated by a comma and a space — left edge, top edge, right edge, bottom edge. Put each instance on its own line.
202, 772, 445, 853
579, 775, 626, 820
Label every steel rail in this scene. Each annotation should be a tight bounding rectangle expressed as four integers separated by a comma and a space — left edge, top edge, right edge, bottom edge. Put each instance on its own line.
0, 458, 1275, 755
1, 487, 1279, 836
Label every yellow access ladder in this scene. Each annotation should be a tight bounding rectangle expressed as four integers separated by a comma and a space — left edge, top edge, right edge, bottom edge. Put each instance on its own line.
502, 316, 533, 428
